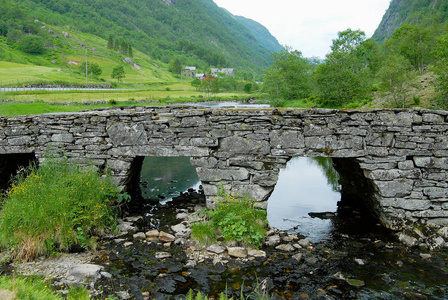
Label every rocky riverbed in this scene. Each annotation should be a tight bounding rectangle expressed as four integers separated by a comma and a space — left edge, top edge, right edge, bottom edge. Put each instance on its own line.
6, 189, 448, 299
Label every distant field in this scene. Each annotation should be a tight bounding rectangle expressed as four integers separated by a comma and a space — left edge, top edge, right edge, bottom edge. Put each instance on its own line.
0, 61, 78, 85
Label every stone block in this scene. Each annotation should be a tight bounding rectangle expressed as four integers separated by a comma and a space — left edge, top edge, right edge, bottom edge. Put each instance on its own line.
220, 136, 270, 155
106, 122, 147, 146
196, 167, 249, 182
375, 179, 414, 198
270, 130, 305, 149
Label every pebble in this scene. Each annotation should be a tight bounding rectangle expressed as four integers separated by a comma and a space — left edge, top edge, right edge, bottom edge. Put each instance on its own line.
133, 232, 146, 240
155, 252, 172, 259
298, 239, 311, 248
265, 235, 281, 247
354, 258, 365, 265
275, 244, 295, 252
292, 253, 303, 262
159, 231, 175, 242
420, 253, 432, 260
145, 229, 160, 237
248, 249, 266, 258
207, 244, 226, 254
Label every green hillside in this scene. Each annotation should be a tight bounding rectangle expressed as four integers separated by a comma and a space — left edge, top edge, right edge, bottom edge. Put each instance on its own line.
3, 0, 280, 76
373, 0, 448, 43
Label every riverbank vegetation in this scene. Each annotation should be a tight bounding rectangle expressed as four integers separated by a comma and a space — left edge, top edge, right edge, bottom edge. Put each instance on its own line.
192, 191, 268, 248
0, 155, 126, 261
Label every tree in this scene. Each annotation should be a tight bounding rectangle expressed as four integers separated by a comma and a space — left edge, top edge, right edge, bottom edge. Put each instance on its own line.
263, 48, 313, 100
79, 62, 102, 78
18, 35, 44, 54
111, 65, 125, 83
433, 34, 448, 108
382, 24, 433, 74
107, 34, 114, 49
169, 58, 182, 76
191, 78, 201, 90
377, 54, 415, 108
314, 29, 375, 106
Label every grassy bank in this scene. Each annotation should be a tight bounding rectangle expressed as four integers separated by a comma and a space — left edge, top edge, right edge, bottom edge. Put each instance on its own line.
0, 156, 126, 261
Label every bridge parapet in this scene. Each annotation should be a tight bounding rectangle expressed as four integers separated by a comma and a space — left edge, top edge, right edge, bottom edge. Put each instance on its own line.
1, 106, 448, 248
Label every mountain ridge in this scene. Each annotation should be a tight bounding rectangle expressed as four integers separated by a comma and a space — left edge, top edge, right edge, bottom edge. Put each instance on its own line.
6, 0, 281, 73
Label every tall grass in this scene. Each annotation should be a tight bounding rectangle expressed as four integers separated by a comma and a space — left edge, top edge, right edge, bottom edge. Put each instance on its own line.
0, 156, 124, 261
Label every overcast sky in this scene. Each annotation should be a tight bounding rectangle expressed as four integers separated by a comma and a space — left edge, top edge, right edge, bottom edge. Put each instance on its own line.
213, 0, 391, 58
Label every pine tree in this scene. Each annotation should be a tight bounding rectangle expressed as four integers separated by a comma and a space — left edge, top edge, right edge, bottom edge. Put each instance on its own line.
128, 44, 133, 57
107, 34, 114, 49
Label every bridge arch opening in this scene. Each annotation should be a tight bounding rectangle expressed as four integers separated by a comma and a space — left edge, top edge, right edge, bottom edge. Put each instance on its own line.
127, 156, 203, 208
0, 153, 37, 193
267, 157, 385, 241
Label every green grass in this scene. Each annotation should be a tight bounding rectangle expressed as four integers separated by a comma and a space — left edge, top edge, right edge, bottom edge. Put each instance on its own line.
192, 191, 268, 248
0, 275, 90, 300
0, 155, 125, 261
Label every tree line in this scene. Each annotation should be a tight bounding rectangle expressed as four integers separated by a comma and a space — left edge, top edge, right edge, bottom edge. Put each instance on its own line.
263, 21, 448, 109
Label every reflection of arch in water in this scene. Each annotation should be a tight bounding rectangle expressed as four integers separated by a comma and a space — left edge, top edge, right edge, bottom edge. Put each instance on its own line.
267, 157, 341, 242
129, 156, 201, 202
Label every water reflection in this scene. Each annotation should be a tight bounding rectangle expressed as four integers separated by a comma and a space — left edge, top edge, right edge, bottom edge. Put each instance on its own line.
267, 157, 340, 242
139, 157, 200, 202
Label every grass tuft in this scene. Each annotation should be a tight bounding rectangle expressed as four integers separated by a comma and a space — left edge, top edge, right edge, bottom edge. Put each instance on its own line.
191, 191, 268, 248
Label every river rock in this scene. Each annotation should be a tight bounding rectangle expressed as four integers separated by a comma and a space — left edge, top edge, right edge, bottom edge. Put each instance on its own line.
275, 244, 295, 252
227, 247, 248, 258
207, 244, 226, 254
145, 229, 159, 237
117, 221, 135, 233
398, 232, 418, 247
124, 216, 142, 223
248, 249, 266, 258
171, 223, 191, 237
66, 264, 103, 285
176, 213, 189, 220
155, 252, 172, 260
124, 242, 133, 247
133, 232, 146, 240
292, 253, 303, 262
420, 253, 432, 260
283, 235, 299, 242
298, 239, 311, 248
265, 235, 281, 247
159, 231, 175, 242
354, 258, 365, 266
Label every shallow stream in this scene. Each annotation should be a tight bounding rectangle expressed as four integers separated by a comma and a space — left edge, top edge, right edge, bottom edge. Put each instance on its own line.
92, 156, 448, 299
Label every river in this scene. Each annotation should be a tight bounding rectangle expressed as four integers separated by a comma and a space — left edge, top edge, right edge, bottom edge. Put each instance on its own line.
92, 156, 448, 299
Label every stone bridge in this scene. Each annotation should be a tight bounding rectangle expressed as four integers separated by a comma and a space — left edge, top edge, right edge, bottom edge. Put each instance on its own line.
1, 106, 448, 248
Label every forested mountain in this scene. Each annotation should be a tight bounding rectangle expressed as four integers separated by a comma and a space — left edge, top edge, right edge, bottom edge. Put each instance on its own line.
2, 0, 282, 73
233, 15, 283, 54
373, 0, 448, 43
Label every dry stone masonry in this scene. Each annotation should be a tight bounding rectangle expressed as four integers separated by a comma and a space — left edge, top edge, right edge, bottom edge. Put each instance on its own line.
1, 106, 448, 248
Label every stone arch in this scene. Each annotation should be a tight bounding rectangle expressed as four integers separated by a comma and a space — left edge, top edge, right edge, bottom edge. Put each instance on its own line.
0, 153, 37, 191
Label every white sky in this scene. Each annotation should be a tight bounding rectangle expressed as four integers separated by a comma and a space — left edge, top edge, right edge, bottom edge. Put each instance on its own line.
213, 0, 391, 58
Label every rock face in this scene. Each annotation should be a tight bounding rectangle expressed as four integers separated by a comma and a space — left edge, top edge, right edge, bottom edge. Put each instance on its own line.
1, 107, 448, 247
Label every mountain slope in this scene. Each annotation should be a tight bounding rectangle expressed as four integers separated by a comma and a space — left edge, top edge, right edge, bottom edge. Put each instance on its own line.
373, 0, 448, 43
233, 15, 283, 54
10, 0, 280, 73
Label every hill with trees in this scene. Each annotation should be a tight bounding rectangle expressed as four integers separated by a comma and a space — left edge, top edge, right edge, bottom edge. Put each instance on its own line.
373, 0, 448, 43
1, 0, 281, 76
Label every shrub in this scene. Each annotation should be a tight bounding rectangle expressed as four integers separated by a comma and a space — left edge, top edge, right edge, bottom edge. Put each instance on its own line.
191, 192, 267, 248
0, 156, 126, 261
